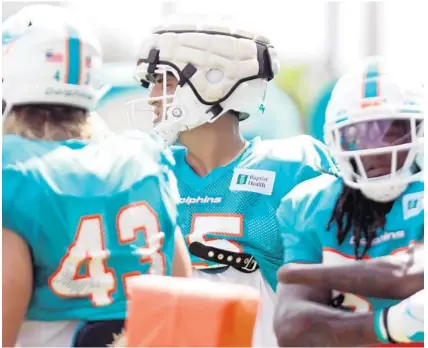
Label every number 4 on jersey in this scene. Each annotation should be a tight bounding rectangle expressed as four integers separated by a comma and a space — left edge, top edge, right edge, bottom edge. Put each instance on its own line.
49, 202, 165, 307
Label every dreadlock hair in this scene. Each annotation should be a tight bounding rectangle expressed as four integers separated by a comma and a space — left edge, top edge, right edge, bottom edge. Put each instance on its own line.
327, 184, 394, 259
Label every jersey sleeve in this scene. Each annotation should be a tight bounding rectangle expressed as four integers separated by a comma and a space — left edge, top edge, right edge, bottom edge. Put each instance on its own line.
276, 186, 323, 264
129, 130, 179, 219
2, 135, 46, 246
130, 132, 179, 236
158, 148, 180, 230
294, 135, 340, 183
2, 166, 35, 245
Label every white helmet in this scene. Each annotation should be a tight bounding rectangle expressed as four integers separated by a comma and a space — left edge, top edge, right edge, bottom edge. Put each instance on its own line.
324, 56, 424, 202
127, 21, 280, 144
2, 5, 103, 117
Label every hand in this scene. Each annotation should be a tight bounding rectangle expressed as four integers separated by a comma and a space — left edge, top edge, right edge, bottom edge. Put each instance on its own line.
374, 289, 424, 344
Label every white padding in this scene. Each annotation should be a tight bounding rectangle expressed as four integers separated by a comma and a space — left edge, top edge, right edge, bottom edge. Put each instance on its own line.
137, 23, 279, 102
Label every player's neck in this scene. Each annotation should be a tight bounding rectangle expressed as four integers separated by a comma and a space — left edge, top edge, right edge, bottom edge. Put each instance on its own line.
179, 114, 246, 177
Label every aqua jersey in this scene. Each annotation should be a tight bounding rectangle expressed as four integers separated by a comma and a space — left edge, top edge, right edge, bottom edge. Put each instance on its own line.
2, 133, 178, 321
278, 174, 424, 311
172, 135, 338, 290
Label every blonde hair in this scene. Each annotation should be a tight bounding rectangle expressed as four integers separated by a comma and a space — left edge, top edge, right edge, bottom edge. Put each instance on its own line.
3, 104, 94, 141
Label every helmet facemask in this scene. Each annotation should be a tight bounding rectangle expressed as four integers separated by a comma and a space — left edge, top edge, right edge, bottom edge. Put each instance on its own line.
128, 62, 210, 145
325, 105, 424, 202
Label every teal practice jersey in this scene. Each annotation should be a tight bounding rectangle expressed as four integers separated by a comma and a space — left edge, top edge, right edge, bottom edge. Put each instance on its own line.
172, 135, 338, 290
278, 174, 424, 311
2, 132, 178, 321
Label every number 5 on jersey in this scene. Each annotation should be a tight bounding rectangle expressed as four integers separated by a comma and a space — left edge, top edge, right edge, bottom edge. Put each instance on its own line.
49, 202, 165, 307
187, 213, 244, 269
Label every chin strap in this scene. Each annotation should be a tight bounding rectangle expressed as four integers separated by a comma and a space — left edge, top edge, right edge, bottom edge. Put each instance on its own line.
360, 183, 407, 203
357, 166, 415, 202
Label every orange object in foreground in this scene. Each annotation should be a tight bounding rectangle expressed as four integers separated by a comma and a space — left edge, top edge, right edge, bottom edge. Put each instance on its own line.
126, 275, 260, 347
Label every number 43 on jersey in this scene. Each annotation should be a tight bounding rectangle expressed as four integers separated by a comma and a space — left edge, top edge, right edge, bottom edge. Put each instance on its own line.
49, 202, 165, 307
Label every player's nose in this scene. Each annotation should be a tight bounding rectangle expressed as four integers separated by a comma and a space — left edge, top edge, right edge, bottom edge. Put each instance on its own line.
148, 98, 159, 107
149, 82, 163, 98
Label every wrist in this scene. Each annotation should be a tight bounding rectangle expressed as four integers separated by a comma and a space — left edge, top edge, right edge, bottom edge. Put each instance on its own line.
373, 308, 394, 344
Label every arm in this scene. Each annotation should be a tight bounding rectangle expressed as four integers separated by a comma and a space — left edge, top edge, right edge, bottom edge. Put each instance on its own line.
2, 227, 33, 347
301, 135, 340, 179
274, 281, 380, 347
158, 157, 191, 278
278, 243, 424, 299
172, 227, 192, 277
275, 186, 382, 347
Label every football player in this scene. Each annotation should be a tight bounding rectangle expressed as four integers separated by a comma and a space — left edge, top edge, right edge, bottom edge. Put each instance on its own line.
274, 57, 424, 346
2, 5, 191, 347
128, 21, 338, 346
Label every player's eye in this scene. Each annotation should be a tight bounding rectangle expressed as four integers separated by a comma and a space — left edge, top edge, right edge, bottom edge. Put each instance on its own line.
155, 75, 164, 84
165, 73, 177, 87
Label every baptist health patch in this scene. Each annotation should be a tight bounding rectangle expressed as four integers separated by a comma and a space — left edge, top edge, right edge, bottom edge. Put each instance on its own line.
229, 168, 276, 195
